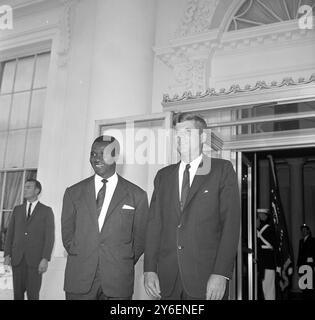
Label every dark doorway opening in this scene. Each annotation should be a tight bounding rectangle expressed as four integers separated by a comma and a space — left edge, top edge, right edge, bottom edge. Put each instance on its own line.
241, 147, 315, 300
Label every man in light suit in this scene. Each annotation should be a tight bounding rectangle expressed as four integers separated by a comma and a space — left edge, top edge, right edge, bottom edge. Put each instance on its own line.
4, 179, 55, 300
62, 135, 148, 300
144, 113, 240, 300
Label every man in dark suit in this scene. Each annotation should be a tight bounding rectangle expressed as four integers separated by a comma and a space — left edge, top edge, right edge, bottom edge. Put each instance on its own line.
3, 179, 55, 300
62, 135, 148, 300
144, 113, 240, 300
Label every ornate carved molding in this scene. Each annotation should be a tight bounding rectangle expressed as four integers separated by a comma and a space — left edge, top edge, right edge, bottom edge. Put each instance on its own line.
163, 73, 315, 104
57, 0, 80, 67
163, 41, 213, 95
175, 0, 220, 38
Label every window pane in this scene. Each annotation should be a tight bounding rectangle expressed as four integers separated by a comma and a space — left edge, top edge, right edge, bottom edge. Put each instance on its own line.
0, 60, 16, 94
14, 56, 34, 92
33, 53, 50, 89
0, 95, 11, 131
3, 171, 23, 210
0, 132, 7, 169
5, 130, 26, 168
9, 92, 31, 130
29, 89, 45, 127
24, 129, 41, 168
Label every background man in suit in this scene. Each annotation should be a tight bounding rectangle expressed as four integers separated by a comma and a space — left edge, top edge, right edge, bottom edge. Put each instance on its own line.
3, 179, 55, 300
62, 135, 148, 300
144, 113, 240, 300
297, 224, 315, 299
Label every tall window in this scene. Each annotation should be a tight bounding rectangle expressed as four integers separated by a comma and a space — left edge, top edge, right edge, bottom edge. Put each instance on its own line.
0, 52, 50, 250
228, 0, 315, 31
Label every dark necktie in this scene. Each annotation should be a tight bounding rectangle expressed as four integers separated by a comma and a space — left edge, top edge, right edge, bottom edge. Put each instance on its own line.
180, 164, 190, 211
27, 203, 32, 220
96, 179, 108, 217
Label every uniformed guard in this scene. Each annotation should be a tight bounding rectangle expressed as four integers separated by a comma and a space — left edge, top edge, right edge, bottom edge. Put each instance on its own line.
257, 208, 276, 300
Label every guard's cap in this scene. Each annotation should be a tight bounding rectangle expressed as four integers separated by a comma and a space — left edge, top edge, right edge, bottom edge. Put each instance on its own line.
301, 223, 310, 230
257, 208, 270, 215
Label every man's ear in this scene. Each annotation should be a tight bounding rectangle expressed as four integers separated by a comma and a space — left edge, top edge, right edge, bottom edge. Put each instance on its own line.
201, 130, 208, 144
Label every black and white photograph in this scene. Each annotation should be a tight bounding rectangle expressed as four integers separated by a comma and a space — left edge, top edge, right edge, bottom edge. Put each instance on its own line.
0, 0, 315, 307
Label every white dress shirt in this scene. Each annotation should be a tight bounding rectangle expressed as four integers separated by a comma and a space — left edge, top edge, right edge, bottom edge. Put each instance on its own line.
26, 200, 39, 218
95, 172, 118, 231
178, 154, 203, 199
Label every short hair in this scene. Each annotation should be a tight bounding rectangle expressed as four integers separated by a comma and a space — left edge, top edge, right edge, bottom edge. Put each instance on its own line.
26, 179, 42, 195
173, 113, 207, 131
92, 135, 120, 157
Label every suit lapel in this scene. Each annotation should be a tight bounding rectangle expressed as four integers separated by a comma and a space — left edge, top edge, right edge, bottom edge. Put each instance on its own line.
83, 176, 99, 229
102, 175, 127, 226
21, 203, 27, 224
183, 155, 212, 211
170, 162, 181, 217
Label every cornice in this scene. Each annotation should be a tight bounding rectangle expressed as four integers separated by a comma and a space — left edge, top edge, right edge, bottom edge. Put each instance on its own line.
155, 19, 315, 67
218, 19, 315, 51
3, 0, 61, 19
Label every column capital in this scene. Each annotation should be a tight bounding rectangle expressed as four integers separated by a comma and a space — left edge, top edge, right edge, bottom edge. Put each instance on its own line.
286, 157, 305, 167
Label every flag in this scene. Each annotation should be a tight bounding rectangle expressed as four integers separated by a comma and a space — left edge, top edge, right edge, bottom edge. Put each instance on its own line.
267, 155, 293, 295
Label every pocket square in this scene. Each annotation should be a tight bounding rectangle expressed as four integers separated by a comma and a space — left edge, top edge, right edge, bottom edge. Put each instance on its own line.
122, 204, 135, 210
203, 190, 209, 193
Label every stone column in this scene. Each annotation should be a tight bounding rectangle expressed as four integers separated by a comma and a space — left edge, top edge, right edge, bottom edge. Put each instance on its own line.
287, 158, 305, 292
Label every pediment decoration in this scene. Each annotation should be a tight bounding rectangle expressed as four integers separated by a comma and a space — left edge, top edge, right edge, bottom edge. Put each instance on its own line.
175, 0, 220, 38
